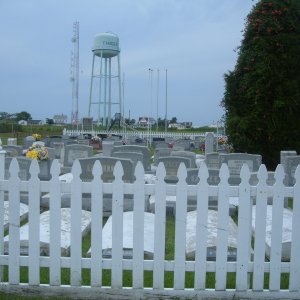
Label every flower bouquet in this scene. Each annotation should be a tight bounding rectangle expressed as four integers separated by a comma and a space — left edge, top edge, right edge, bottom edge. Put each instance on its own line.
32, 133, 42, 141
26, 144, 49, 161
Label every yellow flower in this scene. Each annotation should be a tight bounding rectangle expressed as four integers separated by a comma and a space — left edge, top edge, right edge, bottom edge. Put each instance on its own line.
26, 149, 39, 159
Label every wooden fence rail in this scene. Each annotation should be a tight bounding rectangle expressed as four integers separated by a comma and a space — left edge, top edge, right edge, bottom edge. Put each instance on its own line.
0, 149, 300, 299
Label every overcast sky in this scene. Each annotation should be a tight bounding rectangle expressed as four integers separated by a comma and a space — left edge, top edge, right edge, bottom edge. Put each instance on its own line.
0, 0, 257, 126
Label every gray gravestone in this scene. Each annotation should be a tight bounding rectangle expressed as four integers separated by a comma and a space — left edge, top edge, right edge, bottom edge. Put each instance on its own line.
61, 144, 93, 173
171, 150, 197, 168
7, 138, 17, 145
111, 151, 143, 169
112, 145, 151, 171
53, 142, 64, 159
204, 153, 220, 170
157, 156, 191, 183
3, 145, 23, 157
5, 157, 53, 181
154, 148, 172, 166
102, 140, 115, 156
285, 156, 300, 186
23, 136, 35, 149
219, 153, 262, 185
173, 139, 191, 151
45, 147, 55, 160
205, 132, 214, 154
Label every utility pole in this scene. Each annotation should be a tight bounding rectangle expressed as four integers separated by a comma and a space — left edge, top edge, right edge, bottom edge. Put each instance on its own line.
70, 21, 79, 128
165, 69, 168, 133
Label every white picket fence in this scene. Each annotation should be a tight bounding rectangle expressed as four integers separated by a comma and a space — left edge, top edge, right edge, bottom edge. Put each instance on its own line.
1, 150, 300, 299
63, 128, 211, 139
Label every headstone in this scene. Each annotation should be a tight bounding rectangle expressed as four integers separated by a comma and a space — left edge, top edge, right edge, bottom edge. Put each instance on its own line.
45, 147, 55, 160
7, 138, 17, 146
4, 208, 91, 256
112, 145, 151, 171
111, 151, 143, 168
5, 157, 53, 181
252, 205, 292, 261
87, 211, 155, 259
102, 140, 115, 156
280, 150, 297, 168
157, 156, 191, 183
53, 142, 64, 159
3, 145, 23, 157
186, 210, 238, 261
78, 156, 135, 183
173, 139, 191, 151
205, 132, 214, 154
284, 156, 300, 186
61, 144, 93, 173
219, 153, 262, 185
204, 152, 220, 170
171, 150, 197, 168
153, 148, 172, 166
23, 136, 35, 149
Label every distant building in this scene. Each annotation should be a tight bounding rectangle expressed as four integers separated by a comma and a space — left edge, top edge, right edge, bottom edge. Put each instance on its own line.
18, 120, 28, 125
53, 114, 68, 125
168, 121, 193, 130
136, 117, 156, 128
28, 119, 43, 125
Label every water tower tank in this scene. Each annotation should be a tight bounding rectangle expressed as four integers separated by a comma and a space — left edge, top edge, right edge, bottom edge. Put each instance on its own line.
92, 32, 120, 58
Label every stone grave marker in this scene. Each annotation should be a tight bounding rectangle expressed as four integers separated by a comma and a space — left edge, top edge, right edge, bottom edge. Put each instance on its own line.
186, 210, 239, 261
285, 155, 300, 186
111, 151, 143, 169
87, 211, 155, 259
23, 136, 35, 149
205, 132, 214, 154
204, 152, 220, 170
112, 145, 151, 171
3, 145, 23, 157
7, 138, 17, 145
219, 153, 262, 185
153, 148, 172, 166
45, 147, 55, 160
61, 144, 93, 174
102, 140, 115, 156
157, 156, 191, 183
171, 150, 197, 168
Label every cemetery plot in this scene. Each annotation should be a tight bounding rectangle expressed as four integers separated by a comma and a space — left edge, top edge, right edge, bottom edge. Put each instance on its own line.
252, 205, 293, 261
87, 211, 155, 259
4, 208, 92, 256
186, 210, 239, 261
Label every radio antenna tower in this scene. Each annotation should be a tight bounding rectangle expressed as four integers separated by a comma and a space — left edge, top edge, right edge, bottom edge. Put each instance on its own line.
70, 21, 79, 125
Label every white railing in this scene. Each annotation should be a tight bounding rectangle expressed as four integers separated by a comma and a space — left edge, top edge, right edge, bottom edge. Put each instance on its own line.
0, 152, 300, 299
63, 128, 210, 139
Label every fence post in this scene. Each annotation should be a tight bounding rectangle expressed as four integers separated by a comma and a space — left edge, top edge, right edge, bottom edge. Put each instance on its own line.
0, 140, 6, 281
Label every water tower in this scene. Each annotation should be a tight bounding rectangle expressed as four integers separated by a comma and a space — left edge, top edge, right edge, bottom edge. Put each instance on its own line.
88, 32, 122, 128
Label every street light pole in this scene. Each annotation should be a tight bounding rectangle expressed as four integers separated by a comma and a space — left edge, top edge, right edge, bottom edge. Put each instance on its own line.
165, 69, 168, 133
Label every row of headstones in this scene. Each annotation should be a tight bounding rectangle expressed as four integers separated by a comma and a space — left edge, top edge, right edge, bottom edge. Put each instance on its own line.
204, 151, 300, 187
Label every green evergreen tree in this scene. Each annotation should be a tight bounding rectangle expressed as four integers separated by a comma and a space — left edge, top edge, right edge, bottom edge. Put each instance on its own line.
222, 0, 300, 169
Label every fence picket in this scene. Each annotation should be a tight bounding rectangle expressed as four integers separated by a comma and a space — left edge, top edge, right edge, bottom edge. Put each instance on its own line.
111, 161, 124, 288
0, 149, 5, 282
70, 160, 83, 286
49, 160, 62, 286
215, 163, 230, 291
133, 162, 145, 289
174, 163, 188, 290
28, 160, 41, 285
8, 158, 20, 284
236, 164, 251, 291
253, 165, 268, 291
153, 163, 167, 290
269, 165, 285, 291
289, 166, 300, 291
91, 161, 103, 287
194, 163, 209, 290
